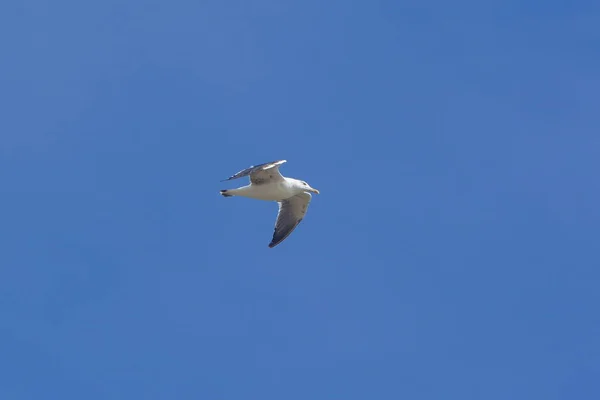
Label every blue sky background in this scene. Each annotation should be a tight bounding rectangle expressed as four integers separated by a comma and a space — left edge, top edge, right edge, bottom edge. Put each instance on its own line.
1, 1, 599, 399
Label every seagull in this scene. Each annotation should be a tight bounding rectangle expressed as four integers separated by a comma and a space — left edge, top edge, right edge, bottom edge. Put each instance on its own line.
220, 160, 320, 248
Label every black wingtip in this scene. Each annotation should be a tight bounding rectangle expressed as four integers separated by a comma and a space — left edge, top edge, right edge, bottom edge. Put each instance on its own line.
220, 190, 233, 197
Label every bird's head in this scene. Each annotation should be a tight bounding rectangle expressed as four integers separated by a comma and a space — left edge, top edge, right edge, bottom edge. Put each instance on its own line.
296, 179, 320, 194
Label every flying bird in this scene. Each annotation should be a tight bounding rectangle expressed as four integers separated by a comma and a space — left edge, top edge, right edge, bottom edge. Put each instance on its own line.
220, 160, 320, 248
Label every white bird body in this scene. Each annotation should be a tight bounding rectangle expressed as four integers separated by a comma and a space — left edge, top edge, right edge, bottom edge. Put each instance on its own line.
219, 160, 319, 248
223, 179, 306, 201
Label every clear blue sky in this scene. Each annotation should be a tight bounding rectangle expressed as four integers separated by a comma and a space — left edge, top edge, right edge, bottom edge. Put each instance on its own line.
1, 1, 599, 399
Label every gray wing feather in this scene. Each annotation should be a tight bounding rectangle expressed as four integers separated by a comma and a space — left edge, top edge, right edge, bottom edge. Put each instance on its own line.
221, 160, 286, 184
269, 192, 312, 248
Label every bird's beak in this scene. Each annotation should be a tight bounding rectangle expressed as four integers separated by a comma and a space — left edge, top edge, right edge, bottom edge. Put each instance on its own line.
310, 188, 320, 194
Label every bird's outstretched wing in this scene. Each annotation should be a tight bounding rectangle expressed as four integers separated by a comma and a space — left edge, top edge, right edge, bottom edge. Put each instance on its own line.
221, 160, 287, 185
269, 192, 311, 248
